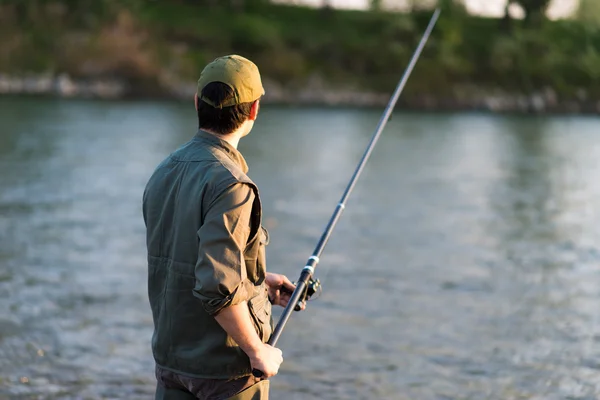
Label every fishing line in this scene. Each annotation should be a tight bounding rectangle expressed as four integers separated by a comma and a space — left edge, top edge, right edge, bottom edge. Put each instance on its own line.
254, 7, 441, 378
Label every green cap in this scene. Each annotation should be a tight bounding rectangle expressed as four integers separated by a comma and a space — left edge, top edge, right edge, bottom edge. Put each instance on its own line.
197, 55, 265, 108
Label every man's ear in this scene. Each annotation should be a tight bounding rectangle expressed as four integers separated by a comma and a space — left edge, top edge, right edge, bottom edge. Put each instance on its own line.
194, 93, 199, 111
249, 100, 260, 121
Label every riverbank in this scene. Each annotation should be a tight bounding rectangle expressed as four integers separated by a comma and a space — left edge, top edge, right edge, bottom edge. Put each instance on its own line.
2, 73, 599, 114
1, 0, 598, 114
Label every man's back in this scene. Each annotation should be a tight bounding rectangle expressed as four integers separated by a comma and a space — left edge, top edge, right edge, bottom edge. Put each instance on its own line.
143, 130, 272, 379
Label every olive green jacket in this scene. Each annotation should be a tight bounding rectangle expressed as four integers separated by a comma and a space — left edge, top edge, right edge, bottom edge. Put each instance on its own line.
142, 130, 272, 379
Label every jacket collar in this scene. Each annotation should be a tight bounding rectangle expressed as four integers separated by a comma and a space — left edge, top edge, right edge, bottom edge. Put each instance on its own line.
194, 130, 249, 174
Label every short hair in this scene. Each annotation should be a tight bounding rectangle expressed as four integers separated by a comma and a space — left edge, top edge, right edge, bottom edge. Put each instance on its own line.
197, 82, 255, 135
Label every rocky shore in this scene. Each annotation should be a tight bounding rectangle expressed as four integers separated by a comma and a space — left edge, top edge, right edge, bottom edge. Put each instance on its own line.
0, 74, 126, 99
1, 73, 598, 114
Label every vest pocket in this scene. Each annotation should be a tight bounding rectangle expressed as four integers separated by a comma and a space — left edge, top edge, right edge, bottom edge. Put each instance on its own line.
248, 289, 272, 342
245, 226, 269, 284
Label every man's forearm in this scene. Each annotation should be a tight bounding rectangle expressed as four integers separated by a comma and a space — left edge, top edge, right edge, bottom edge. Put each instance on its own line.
214, 301, 263, 358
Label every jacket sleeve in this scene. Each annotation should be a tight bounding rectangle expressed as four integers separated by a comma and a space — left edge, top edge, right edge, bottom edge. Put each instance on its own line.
193, 182, 256, 315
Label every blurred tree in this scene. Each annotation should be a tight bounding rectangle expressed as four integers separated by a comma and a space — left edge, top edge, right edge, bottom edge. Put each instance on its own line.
181, 0, 269, 12
370, 0, 383, 11
576, 0, 600, 26
192, 0, 219, 7
511, 0, 551, 23
437, 0, 467, 14
230, 0, 244, 12
501, 0, 511, 31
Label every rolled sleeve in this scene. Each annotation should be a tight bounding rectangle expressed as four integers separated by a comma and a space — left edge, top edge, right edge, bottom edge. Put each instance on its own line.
193, 183, 255, 315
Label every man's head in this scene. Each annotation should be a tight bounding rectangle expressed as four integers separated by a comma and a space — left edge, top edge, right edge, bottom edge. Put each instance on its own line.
195, 55, 265, 137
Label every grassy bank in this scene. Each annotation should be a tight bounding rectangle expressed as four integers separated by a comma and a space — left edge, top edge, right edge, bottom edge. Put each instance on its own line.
1, 1, 599, 105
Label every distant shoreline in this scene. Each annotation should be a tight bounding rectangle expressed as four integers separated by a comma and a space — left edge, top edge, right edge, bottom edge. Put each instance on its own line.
1, 73, 598, 115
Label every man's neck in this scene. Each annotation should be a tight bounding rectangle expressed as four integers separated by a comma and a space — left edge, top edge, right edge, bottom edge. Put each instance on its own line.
220, 133, 240, 149
201, 129, 243, 149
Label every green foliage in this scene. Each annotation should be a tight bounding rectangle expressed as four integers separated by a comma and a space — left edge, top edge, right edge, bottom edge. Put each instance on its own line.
437, 0, 468, 14
579, 45, 600, 81
576, 0, 600, 26
229, 14, 282, 52
370, 0, 382, 11
1, 0, 599, 99
511, 0, 551, 22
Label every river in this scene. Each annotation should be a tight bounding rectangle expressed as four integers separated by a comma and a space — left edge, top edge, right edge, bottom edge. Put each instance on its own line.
0, 97, 599, 399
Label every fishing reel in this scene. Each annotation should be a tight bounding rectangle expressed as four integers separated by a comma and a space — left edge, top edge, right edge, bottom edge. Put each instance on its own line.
293, 277, 321, 312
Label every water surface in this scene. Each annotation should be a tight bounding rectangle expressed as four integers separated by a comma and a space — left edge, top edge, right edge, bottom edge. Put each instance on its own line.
0, 97, 599, 399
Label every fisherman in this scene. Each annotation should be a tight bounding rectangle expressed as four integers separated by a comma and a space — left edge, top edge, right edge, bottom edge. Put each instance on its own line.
142, 55, 299, 400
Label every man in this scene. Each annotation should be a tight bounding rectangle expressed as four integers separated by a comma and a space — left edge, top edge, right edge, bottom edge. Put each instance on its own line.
143, 55, 299, 400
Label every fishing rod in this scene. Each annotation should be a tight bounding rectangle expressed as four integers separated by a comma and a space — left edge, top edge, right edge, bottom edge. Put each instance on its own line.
253, 7, 441, 378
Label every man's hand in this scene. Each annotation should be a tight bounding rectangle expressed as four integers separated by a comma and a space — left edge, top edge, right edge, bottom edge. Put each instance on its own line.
248, 343, 283, 378
265, 272, 305, 310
